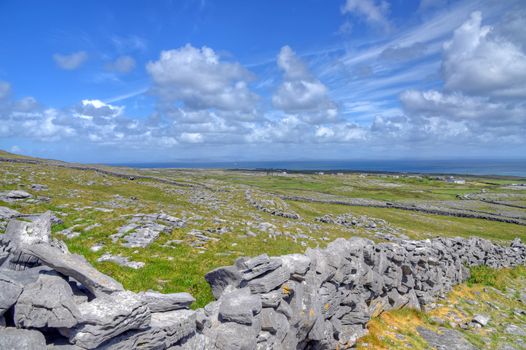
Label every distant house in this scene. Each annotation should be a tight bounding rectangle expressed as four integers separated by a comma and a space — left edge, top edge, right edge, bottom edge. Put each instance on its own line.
445, 176, 465, 184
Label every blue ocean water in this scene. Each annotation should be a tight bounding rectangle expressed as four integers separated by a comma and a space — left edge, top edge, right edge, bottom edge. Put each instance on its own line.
111, 159, 526, 177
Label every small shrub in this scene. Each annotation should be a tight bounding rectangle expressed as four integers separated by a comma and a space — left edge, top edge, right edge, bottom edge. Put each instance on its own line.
467, 265, 499, 289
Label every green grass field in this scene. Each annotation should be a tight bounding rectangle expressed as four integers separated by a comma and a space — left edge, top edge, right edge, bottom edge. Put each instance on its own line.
1, 151, 525, 307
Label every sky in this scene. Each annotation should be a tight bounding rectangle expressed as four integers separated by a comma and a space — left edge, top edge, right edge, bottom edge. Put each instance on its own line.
0, 0, 525, 163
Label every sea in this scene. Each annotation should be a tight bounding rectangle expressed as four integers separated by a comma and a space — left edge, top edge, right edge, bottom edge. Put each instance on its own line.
111, 159, 526, 178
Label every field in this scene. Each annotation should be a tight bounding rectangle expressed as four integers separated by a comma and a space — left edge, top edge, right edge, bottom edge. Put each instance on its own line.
1, 150, 525, 312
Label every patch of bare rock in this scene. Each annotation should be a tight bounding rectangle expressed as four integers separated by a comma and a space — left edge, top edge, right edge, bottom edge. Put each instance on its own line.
111, 213, 186, 248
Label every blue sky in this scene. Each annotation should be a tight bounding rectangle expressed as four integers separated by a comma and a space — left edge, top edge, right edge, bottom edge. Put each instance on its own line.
0, 0, 525, 162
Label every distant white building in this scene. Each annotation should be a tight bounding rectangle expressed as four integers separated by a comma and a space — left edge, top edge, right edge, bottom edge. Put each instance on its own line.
445, 176, 465, 184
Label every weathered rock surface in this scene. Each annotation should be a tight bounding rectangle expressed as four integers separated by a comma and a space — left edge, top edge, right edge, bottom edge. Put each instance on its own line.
111, 213, 185, 248
21, 241, 124, 297
139, 291, 195, 312
218, 288, 262, 325
14, 272, 80, 329
62, 291, 151, 349
0, 328, 47, 350
0, 271, 23, 315
101, 309, 196, 349
417, 326, 477, 350
97, 254, 145, 270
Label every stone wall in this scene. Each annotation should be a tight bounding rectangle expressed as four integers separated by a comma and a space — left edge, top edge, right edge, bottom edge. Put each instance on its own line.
1, 212, 525, 349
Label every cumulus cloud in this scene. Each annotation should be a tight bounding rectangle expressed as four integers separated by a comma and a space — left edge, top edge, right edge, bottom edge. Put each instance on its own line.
147, 44, 258, 113
401, 90, 525, 125
272, 46, 338, 123
341, 0, 390, 29
106, 55, 136, 73
53, 51, 88, 70
442, 11, 526, 98
384, 11, 526, 150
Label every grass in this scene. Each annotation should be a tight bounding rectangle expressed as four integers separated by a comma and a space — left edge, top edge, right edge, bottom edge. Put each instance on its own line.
356, 265, 526, 349
1, 152, 526, 308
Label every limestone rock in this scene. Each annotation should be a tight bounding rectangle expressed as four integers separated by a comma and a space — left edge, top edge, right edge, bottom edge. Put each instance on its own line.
139, 291, 195, 312
0, 328, 47, 350
472, 314, 490, 327
417, 326, 477, 350
0, 206, 19, 220
21, 240, 123, 297
63, 291, 150, 349
246, 266, 290, 293
0, 271, 23, 316
205, 265, 241, 299
14, 272, 80, 329
97, 254, 145, 270
101, 309, 196, 350
218, 288, 262, 325
214, 322, 258, 350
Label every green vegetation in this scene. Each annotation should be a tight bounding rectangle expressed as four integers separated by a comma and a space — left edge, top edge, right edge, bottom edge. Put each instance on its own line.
0, 150, 525, 308
357, 265, 526, 349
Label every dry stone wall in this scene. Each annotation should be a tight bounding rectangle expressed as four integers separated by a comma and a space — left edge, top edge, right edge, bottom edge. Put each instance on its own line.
1, 212, 525, 349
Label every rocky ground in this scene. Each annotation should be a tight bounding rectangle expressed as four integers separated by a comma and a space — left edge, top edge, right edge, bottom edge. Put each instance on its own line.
0, 150, 526, 347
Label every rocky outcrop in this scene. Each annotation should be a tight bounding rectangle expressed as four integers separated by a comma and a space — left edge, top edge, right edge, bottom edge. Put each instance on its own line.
1, 212, 526, 349
111, 213, 186, 248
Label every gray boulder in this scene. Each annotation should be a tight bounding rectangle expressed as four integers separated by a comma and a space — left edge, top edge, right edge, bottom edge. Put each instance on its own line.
62, 291, 150, 349
205, 265, 241, 299
0, 328, 47, 350
214, 322, 258, 350
505, 324, 526, 336
471, 314, 490, 327
218, 288, 262, 325
139, 291, 195, 312
0, 206, 19, 220
0, 271, 23, 315
14, 272, 80, 329
0, 212, 53, 270
246, 266, 290, 293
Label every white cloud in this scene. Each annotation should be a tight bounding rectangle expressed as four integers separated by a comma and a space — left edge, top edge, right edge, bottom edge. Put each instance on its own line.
106, 55, 136, 73
442, 11, 526, 98
180, 132, 204, 143
401, 90, 526, 126
272, 46, 338, 122
0, 81, 11, 99
53, 51, 88, 70
147, 44, 258, 113
77, 99, 123, 120
341, 0, 390, 29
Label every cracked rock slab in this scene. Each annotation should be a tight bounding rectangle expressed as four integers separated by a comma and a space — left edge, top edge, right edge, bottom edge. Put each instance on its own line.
62, 291, 151, 349
417, 326, 477, 350
139, 291, 195, 312
0, 271, 23, 315
14, 272, 81, 329
21, 240, 124, 297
